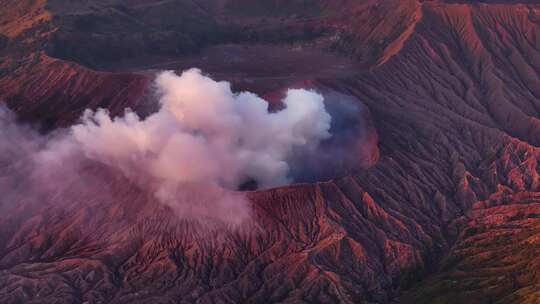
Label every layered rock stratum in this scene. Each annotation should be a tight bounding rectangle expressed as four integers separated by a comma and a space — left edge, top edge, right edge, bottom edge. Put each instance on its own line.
1, 0, 540, 303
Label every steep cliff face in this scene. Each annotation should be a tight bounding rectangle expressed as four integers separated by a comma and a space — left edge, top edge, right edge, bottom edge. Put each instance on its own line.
0, 53, 148, 129
1, 0, 540, 303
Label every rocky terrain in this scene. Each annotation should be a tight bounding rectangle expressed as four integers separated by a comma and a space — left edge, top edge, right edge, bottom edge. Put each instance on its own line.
1, 0, 540, 303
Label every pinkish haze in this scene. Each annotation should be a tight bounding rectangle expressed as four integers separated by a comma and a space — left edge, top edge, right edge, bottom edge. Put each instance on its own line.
1, 69, 332, 227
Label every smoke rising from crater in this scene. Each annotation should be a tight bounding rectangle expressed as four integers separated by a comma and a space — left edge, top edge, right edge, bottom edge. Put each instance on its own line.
74, 69, 331, 189
0, 69, 333, 227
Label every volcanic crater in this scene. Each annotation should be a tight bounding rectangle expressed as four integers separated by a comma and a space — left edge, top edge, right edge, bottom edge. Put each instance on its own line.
1, 0, 540, 304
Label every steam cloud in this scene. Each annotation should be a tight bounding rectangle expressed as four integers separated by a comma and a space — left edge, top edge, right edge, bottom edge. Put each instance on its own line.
74, 69, 331, 189
0, 69, 333, 227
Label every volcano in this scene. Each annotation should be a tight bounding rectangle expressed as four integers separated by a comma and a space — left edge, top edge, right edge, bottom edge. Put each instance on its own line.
1, 0, 540, 303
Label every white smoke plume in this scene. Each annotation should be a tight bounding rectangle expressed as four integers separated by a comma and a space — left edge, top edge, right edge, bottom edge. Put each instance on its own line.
73, 69, 331, 189
0, 69, 332, 227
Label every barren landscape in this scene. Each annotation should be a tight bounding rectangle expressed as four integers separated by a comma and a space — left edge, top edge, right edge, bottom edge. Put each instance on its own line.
1, 0, 540, 303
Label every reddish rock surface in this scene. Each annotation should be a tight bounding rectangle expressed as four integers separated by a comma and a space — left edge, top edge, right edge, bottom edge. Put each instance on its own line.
1, 0, 540, 303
